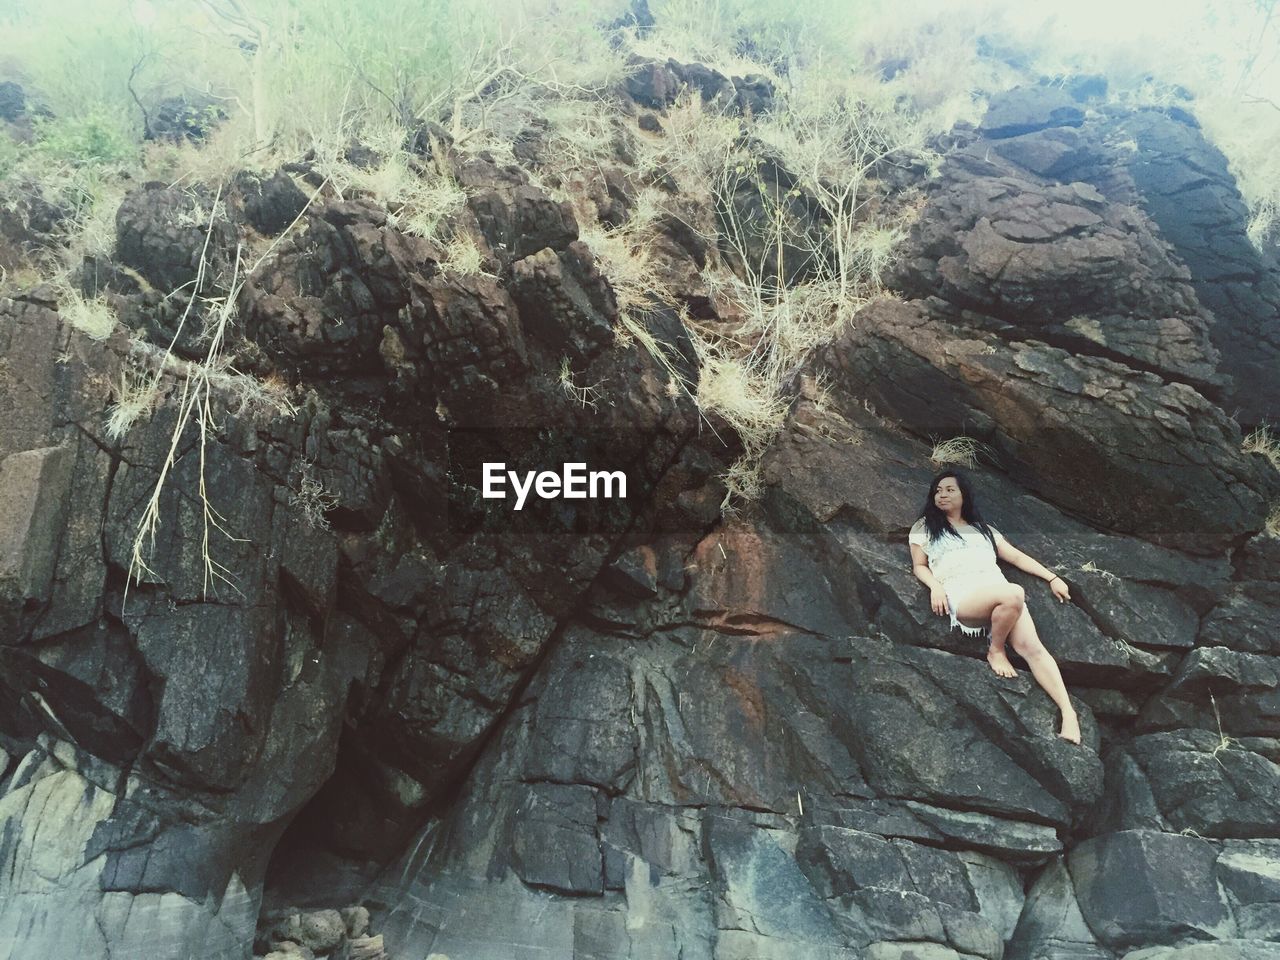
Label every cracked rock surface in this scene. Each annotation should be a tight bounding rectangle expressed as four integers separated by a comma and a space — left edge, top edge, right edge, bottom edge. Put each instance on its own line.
1, 80, 1279, 960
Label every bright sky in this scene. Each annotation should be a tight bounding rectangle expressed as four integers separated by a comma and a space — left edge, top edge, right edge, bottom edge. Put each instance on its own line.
118, 0, 1280, 102
958, 0, 1277, 95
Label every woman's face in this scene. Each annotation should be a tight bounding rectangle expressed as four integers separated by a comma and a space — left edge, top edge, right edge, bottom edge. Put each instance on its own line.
934, 478, 962, 512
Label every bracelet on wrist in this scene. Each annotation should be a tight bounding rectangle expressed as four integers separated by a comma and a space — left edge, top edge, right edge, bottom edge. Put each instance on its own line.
1048, 575, 1062, 584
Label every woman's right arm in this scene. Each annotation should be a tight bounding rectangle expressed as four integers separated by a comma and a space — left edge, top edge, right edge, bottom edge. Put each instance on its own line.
910, 543, 950, 615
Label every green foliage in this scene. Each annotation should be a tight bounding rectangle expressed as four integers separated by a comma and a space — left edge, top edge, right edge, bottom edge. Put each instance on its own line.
643, 0, 872, 72
30, 112, 138, 165
1, 0, 1273, 529
1, 0, 150, 174
2, 0, 1278, 350
0, 133, 19, 180
3, 0, 146, 115
293, 0, 503, 122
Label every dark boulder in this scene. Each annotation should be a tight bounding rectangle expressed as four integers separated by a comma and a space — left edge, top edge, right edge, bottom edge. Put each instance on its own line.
1068, 829, 1233, 948
980, 86, 1086, 139
146, 93, 227, 143
820, 299, 1278, 552
237, 168, 310, 235
115, 181, 239, 293
0, 80, 25, 122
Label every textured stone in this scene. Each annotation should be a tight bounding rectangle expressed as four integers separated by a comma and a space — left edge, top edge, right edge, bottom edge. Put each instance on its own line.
958, 851, 1024, 943
238, 168, 309, 235
1200, 583, 1280, 655
115, 182, 238, 295
1136, 648, 1280, 737
509, 782, 603, 895
1007, 858, 1109, 960
1120, 942, 1280, 960
1117, 732, 1280, 838
5, 59, 1280, 960
821, 299, 1277, 551
980, 86, 1086, 138
295, 909, 345, 952
1120, 109, 1280, 424
0, 81, 25, 121
1068, 830, 1234, 948
1217, 840, 1280, 904
341, 904, 370, 938
0, 444, 73, 614
509, 242, 615, 364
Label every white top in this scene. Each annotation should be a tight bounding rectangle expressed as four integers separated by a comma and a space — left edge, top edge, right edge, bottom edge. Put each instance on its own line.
909, 518, 1008, 593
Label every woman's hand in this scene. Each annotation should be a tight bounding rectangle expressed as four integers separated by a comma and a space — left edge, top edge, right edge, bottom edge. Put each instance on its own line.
1050, 577, 1071, 603
930, 587, 950, 616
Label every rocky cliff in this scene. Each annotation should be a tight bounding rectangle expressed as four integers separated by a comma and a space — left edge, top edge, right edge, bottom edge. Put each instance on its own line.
1, 72, 1279, 960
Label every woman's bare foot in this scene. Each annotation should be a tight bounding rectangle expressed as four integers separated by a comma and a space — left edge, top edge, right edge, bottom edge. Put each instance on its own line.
1058, 710, 1081, 744
987, 643, 1017, 678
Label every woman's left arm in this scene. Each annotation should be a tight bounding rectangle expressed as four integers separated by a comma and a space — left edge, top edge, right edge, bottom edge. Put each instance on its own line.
996, 538, 1072, 602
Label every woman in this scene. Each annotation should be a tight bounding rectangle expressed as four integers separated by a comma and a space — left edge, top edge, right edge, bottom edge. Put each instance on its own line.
908, 470, 1082, 745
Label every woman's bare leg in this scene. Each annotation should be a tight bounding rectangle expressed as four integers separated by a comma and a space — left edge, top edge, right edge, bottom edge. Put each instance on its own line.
1007, 605, 1081, 743
952, 583, 1029, 680
952, 584, 1025, 678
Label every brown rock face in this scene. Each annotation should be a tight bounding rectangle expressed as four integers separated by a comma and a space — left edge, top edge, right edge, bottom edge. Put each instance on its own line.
821, 297, 1275, 549
0, 79, 1278, 960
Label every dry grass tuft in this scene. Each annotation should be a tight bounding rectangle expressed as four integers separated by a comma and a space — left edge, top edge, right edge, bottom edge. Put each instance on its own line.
929, 435, 991, 469
119, 178, 321, 606
59, 291, 118, 341
290, 469, 339, 531
312, 121, 468, 243
1079, 560, 1120, 584
691, 337, 790, 441
1265, 502, 1280, 538
559, 356, 607, 409
579, 220, 672, 315
1208, 691, 1242, 770
439, 229, 494, 277
1243, 425, 1280, 471
105, 366, 161, 441
617, 309, 697, 403
633, 90, 742, 192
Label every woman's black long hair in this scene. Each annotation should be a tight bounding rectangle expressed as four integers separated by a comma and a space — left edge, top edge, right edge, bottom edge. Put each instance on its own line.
916, 469, 998, 552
